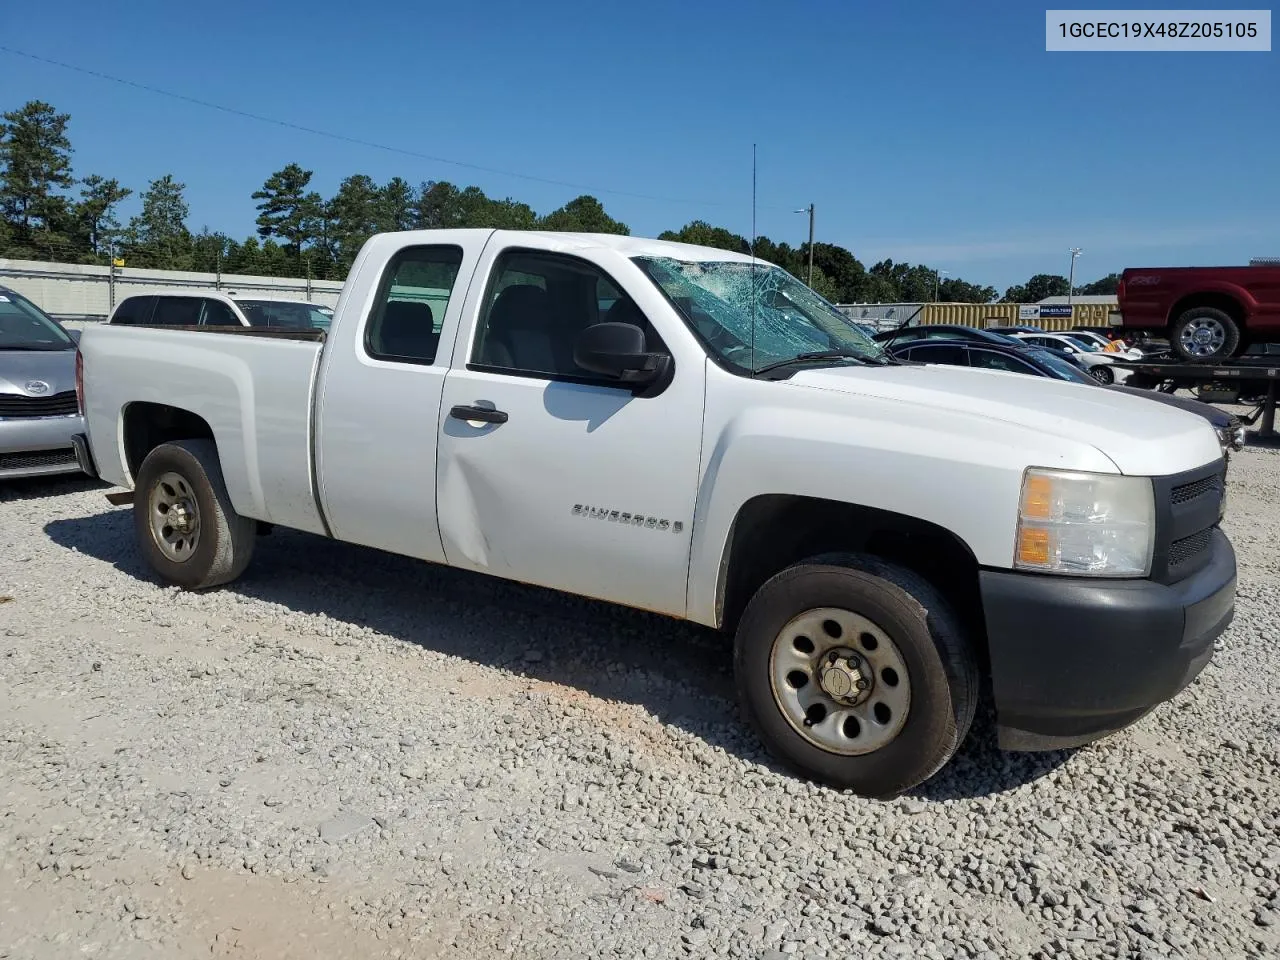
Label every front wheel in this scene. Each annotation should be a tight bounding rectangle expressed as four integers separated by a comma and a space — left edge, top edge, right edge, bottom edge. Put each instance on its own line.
1089, 364, 1115, 385
133, 439, 256, 589
733, 554, 978, 798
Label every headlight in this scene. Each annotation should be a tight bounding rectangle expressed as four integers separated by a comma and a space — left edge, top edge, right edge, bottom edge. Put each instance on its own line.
1014, 468, 1155, 577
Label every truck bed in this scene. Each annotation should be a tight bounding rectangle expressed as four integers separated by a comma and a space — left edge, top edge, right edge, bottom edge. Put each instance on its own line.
78, 323, 328, 536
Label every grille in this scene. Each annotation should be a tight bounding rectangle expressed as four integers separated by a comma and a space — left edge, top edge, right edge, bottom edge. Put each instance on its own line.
0, 391, 78, 418
1169, 528, 1214, 568
0, 448, 78, 471
1171, 474, 1220, 505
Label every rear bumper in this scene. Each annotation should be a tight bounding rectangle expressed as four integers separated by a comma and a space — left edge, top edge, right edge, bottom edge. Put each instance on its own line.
981, 528, 1236, 751
0, 414, 86, 479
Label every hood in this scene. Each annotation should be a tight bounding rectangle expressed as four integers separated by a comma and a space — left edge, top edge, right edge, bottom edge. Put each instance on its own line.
1104, 383, 1231, 428
0, 348, 78, 397
787, 362, 1223, 476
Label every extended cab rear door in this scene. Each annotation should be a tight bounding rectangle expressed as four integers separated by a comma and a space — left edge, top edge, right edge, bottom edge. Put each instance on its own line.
435, 238, 707, 617
313, 230, 493, 562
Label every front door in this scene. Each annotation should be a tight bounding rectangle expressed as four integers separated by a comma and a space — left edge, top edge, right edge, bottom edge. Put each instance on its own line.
436, 246, 705, 617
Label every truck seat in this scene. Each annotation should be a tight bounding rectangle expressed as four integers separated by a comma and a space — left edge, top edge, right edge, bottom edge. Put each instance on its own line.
481, 284, 575, 373
377, 301, 437, 360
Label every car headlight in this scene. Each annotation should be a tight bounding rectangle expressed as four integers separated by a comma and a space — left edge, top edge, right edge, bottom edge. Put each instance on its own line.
1014, 468, 1155, 577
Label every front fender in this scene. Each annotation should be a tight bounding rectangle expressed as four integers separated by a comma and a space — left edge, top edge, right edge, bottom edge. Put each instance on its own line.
685, 403, 1117, 628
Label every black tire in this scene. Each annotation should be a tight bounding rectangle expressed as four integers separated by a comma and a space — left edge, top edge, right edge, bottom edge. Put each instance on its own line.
733, 553, 978, 798
1170, 307, 1241, 362
1089, 364, 1115, 385
133, 439, 256, 589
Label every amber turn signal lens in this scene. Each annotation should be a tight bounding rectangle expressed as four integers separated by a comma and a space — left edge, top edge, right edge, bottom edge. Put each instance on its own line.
1021, 474, 1054, 519
1017, 527, 1051, 566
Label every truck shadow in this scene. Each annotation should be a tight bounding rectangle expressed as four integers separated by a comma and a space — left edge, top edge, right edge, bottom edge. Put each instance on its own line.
44, 509, 1072, 801
2, 474, 107, 502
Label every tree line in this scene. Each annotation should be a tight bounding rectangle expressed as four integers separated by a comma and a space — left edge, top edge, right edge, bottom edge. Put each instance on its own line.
0, 98, 1119, 302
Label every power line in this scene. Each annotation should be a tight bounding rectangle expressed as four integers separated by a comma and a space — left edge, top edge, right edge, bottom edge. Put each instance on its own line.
1, 44, 782, 213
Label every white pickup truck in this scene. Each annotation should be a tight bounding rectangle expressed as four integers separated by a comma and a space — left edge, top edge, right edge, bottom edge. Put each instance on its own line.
73, 229, 1237, 797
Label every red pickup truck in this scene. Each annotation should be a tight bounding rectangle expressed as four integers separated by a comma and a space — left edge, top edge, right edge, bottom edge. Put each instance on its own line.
1117, 261, 1280, 361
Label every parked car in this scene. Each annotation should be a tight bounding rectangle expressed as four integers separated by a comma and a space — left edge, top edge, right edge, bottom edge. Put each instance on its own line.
871, 324, 1024, 349
1068, 330, 1144, 359
1008, 331, 1125, 383
876, 324, 1096, 375
74, 228, 1236, 798
1117, 263, 1280, 362
0, 284, 87, 480
885, 338, 1245, 459
106, 291, 332, 331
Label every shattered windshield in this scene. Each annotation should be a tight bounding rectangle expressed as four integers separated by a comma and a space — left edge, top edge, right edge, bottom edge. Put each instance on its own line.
632, 257, 886, 374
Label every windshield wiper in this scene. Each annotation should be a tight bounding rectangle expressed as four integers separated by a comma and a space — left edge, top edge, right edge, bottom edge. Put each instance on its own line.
0, 344, 66, 351
753, 350, 870, 377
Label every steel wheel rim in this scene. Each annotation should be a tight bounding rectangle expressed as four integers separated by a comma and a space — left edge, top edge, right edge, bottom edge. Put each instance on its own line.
148, 471, 201, 562
1180, 317, 1225, 357
768, 607, 911, 756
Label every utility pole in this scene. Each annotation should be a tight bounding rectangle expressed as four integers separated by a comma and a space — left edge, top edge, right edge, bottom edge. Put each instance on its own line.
1068, 247, 1082, 308
795, 204, 815, 287
933, 269, 949, 302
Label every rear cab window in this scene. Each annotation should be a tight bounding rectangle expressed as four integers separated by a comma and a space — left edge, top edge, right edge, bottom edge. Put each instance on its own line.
151, 297, 203, 327
200, 300, 242, 327
110, 295, 155, 325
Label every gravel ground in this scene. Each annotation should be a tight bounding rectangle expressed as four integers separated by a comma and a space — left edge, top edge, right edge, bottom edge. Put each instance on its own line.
2, 443, 1278, 960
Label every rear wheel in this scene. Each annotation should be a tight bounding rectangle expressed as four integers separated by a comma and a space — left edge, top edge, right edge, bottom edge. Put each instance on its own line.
133, 439, 255, 589
733, 554, 978, 798
1170, 307, 1241, 361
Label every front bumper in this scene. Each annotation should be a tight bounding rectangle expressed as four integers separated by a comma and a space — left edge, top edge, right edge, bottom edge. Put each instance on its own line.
981, 528, 1236, 751
0, 414, 87, 479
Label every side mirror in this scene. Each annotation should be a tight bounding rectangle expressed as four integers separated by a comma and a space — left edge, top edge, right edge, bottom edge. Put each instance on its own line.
574, 322, 671, 394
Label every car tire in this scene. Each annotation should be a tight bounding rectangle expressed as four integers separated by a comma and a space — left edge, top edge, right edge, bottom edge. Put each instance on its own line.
133, 439, 256, 589
733, 553, 978, 798
1170, 307, 1241, 362
1089, 364, 1115, 385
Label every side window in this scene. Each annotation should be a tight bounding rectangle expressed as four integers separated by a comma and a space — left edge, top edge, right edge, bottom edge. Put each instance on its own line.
472, 250, 664, 380
151, 297, 202, 326
970, 349, 1036, 374
200, 299, 241, 327
907, 344, 968, 365
365, 245, 464, 365
110, 295, 154, 325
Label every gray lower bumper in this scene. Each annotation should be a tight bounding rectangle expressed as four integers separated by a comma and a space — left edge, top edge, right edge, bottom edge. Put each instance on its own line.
0, 414, 87, 479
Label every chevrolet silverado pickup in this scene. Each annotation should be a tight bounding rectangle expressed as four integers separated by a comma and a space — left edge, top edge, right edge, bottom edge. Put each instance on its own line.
1118, 262, 1280, 361
73, 229, 1238, 798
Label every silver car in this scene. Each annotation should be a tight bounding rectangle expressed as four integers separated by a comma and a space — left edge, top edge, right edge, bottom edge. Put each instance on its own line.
0, 285, 87, 480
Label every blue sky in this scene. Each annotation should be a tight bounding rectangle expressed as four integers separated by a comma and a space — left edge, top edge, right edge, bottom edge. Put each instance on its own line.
2, 0, 1276, 291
